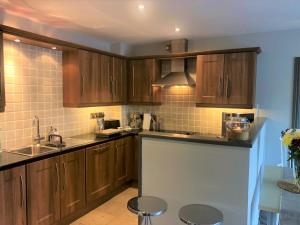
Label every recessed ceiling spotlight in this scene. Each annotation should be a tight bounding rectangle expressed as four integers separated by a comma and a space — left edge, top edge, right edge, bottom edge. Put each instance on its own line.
138, 4, 144, 9
175, 27, 180, 32
14, 39, 20, 43
51, 46, 57, 50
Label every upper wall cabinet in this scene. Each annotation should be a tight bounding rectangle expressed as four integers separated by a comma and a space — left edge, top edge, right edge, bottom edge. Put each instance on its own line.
63, 49, 127, 107
196, 52, 257, 108
112, 57, 127, 103
0, 32, 5, 112
128, 59, 161, 105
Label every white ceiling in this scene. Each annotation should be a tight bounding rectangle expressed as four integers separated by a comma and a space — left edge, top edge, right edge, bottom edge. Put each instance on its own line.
1, 0, 300, 44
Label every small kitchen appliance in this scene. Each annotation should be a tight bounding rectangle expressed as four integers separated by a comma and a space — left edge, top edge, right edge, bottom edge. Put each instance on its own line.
221, 113, 254, 138
128, 112, 143, 130
225, 117, 251, 140
90, 112, 105, 133
104, 119, 120, 129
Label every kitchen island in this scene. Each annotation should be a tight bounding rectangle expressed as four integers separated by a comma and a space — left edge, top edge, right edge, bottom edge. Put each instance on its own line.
139, 118, 266, 225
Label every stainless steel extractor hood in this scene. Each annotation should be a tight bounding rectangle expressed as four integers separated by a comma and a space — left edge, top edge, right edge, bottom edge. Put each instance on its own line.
152, 39, 196, 87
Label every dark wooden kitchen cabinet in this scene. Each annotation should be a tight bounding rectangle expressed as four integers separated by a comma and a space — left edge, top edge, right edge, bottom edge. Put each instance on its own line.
223, 52, 256, 107
60, 149, 86, 220
86, 142, 115, 203
112, 57, 127, 103
0, 166, 26, 225
196, 52, 256, 108
196, 54, 224, 105
0, 31, 5, 112
128, 58, 161, 104
63, 49, 99, 107
98, 56, 127, 104
27, 157, 60, 225
114, 137, 134, 189
98, 54, 113, 103
63, 49, 127, 106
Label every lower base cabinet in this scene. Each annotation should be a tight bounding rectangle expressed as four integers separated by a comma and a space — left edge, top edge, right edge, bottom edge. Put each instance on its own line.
114, 137, 134, 188
0, 136, 135, 225
86, 137, 135, 203
27, 150, 86, 225
0, 165, 26, 225
86, 142, 115, 203
60, 149, 86, 220
27, 157, 61, 225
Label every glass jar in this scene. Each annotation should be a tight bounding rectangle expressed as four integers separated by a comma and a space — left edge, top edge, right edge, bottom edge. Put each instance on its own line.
225, 117, 251, 140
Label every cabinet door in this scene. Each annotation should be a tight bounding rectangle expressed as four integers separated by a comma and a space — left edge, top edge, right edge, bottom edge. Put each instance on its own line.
125, 137, 135, 181
196, 54, 224, 105
142, 59, 161, 103
128, 59, 161, 104
128, 60, 144, 103
112, 57, 126, 103
0, 166, 26, 225
99, 54, 113, 103
79, 50, 98, 104
86, 143, 114, 203
60, 150, 86, 220
223, 52, 256, 108
27, 157, 60, 225
114, 137, 134, 188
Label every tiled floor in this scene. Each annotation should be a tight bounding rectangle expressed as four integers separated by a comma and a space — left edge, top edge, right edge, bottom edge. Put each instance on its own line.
71, 188, 138, 225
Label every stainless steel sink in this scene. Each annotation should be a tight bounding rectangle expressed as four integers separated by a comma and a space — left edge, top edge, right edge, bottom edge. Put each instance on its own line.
9, 145, 58, 157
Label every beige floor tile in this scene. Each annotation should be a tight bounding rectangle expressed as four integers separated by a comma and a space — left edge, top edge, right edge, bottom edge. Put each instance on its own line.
71, 187, 138, 225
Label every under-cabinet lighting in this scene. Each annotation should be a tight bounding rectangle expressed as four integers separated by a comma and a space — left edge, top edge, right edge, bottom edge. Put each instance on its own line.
14, 39, 20, 43
51, 47, 57, 50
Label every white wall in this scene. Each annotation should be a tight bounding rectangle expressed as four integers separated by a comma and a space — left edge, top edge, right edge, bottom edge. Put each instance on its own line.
131, 29, 300, 165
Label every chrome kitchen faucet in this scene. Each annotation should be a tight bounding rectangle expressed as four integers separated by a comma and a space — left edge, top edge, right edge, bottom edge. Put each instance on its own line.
32, 116, 44, 144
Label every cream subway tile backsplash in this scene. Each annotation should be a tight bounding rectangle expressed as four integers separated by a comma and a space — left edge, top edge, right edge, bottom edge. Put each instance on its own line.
0, 40, 254, 149
125, 86, 255, 134
0, 40, 122, 150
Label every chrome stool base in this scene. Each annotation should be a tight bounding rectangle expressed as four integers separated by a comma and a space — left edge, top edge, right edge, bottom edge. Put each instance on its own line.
141, 215, 152, 225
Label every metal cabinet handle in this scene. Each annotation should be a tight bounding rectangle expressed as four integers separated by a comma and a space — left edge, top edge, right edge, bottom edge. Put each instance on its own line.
225, 75, 229, 98
55, 163, 59, 193
120, 64, 123, 98
19, 175, 23, 207
80, 75, 84, 96
227, 76, 231, 98
218, 75, 222, 97
63, 162, 66, 191
115, 145, 118, 164
93, 145, 110, 153
149, 78, 153, 97
132, 65, 135, 97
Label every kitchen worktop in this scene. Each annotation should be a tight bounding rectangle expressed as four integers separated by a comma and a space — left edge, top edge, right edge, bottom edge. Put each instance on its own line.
140, 117, 266, 148
0, 131, 136, 171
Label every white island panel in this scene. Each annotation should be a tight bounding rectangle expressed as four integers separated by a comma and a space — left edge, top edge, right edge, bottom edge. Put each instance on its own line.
142, 137, 261, 225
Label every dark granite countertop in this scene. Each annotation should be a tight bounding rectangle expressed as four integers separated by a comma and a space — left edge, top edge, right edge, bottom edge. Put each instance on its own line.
140, 117, 266, 148
0, 131, 137, 171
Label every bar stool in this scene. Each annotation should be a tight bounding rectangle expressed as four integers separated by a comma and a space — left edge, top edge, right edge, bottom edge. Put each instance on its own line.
179, 204, 223, 225
127, 196, 167, 225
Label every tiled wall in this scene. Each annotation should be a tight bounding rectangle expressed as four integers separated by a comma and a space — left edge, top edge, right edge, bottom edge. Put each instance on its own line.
0, 40, 255, 150
124, 86, 255, 134
0, 40, 122, 150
